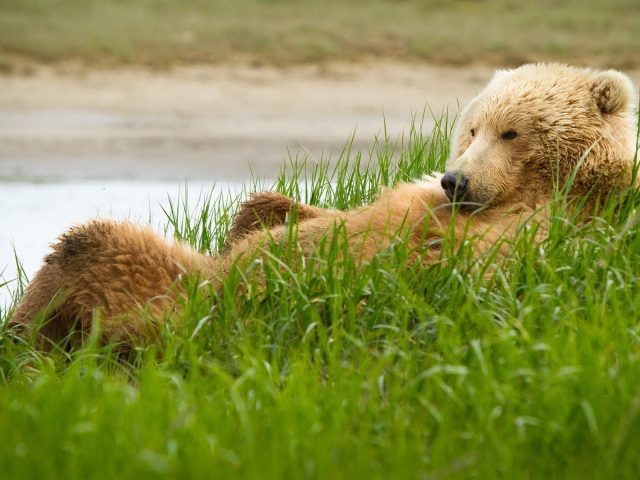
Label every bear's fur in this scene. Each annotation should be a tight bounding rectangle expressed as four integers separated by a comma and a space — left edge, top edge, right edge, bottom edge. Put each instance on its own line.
10, 64, 639, 349
225, 191, 330, 246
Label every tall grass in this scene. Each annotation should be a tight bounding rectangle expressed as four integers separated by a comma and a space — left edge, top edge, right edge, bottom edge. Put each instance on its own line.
2, 113, 640, 479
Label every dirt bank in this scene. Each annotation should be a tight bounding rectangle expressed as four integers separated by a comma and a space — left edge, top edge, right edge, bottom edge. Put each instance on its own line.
0, 62, 499, 182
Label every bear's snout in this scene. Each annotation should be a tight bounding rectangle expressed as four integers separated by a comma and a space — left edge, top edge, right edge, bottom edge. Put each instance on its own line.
441, 171, 469, 202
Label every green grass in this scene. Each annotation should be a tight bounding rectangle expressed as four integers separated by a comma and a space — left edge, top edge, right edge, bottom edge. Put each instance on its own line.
1, 0, 640, 70
2, 112, 640, 479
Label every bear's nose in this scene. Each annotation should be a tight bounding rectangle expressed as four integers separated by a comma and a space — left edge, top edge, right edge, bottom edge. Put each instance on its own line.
441, 171, 469, 202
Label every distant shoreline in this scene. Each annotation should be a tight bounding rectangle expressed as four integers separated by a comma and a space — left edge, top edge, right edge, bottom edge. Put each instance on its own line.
2, 0, 639, 72
0, 62, 496, 182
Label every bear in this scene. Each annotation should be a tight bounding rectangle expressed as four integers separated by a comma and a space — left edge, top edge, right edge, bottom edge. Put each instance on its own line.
9, 63, 639, 350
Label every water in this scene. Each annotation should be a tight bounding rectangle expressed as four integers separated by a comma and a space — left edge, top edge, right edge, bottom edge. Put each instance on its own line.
0, 179, 244, 310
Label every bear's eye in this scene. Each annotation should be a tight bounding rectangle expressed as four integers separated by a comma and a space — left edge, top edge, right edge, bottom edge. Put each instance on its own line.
470, 129, 476, 137
501, 129, 518, 140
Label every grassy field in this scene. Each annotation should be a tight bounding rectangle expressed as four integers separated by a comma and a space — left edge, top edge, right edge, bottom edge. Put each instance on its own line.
1, 0, 640, 70
2, 114, 640, 478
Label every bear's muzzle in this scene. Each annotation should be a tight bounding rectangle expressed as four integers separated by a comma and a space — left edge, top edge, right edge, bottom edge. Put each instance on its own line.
441, 171, 469, 202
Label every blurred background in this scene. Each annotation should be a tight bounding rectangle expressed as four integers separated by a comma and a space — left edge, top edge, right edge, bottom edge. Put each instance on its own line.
1, 0, 639, 306
2, 0, 639, 69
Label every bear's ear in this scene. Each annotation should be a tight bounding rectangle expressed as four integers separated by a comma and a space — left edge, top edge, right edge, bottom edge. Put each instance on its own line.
590, 69, 636, 115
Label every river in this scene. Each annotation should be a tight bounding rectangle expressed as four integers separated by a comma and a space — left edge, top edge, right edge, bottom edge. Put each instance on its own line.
0, 179, 244, 310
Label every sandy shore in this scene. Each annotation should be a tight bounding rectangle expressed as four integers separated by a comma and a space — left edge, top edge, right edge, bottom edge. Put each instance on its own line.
0, 62, 502, 182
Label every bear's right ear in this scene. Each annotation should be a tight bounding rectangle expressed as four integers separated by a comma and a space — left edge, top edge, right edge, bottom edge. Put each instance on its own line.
591, 69, 636, 115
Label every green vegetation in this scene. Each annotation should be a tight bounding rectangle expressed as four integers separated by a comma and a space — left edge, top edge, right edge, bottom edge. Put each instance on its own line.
1, 0, 640, 69
2, 113, 640, 478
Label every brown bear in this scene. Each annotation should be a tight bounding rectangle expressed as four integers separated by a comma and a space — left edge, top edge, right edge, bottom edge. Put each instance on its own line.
10, 63, 639, 349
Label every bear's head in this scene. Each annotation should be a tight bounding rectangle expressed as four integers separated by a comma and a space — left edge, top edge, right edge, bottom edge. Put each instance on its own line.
442, 63, 639, 211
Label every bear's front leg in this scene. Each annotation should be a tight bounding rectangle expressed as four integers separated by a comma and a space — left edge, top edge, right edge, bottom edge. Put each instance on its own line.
225, 191, 332, 246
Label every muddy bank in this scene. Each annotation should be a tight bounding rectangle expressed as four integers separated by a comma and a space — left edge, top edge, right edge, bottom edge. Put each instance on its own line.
0, 62, 503, 182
